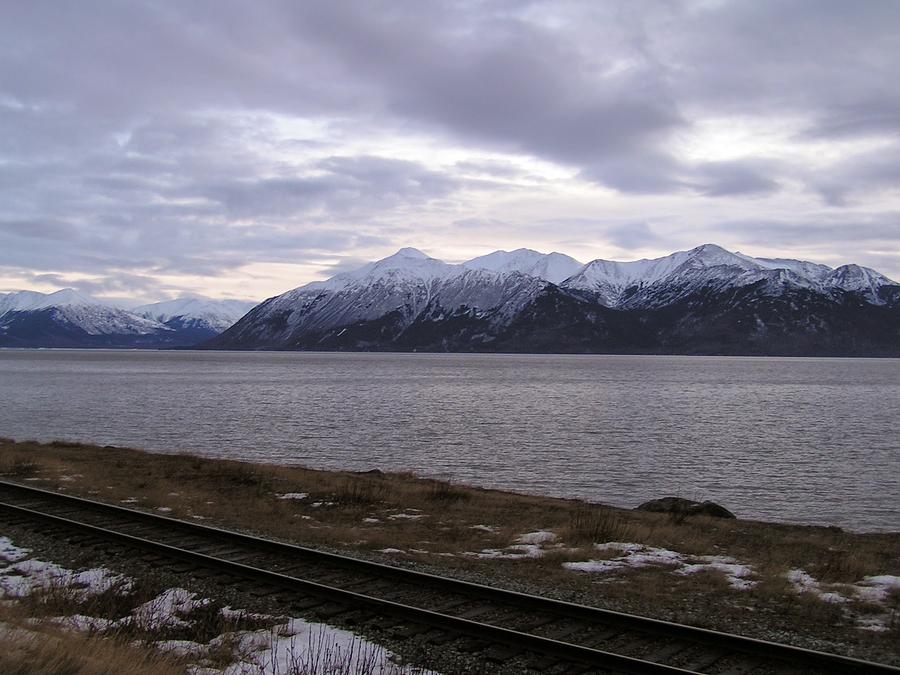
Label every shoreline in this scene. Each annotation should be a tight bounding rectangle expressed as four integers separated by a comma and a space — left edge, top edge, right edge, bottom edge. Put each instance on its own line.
5, 345, 900, 360
2, 430, 895, 534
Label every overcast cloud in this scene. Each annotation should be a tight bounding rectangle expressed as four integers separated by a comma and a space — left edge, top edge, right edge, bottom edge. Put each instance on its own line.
1, 0, 898, 301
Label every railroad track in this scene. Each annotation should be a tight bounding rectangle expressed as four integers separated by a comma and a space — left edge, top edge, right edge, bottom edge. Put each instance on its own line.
0, 480, 895, 674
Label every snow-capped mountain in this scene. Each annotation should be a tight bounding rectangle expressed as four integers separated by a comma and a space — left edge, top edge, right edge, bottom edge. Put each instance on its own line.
133, 297, 256, 333
207, 244, 900, 355
0, 290, 256, 348
561, 244, 897, 308
463, 248, 583, 284
0, 289, 167, 339
209, 248, 550, 349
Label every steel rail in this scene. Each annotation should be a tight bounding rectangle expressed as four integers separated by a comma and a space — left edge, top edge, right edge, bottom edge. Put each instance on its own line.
0, 479, 896, 674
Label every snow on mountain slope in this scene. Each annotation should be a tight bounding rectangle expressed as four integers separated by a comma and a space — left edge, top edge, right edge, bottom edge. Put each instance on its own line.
133, 297, 257, 332
562, 244, 755, 306
0, 289, 167, 336
304, 248, 459, 293
735, 253, 833, 283
463, 249, 584, 284
563, 244, 897, 308
221, 248, 551, 344
0, 290, 46, 316
824, 265, 896, 304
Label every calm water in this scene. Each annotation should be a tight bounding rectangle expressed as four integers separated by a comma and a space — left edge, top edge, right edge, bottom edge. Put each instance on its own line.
0, 349, 897, 532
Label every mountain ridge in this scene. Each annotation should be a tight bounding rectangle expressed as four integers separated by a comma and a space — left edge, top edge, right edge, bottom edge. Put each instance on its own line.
0, 291, 256, 348
204, 244, 900, 356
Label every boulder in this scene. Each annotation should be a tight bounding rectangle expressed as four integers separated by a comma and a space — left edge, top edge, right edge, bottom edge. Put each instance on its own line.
636, 497, 735, 519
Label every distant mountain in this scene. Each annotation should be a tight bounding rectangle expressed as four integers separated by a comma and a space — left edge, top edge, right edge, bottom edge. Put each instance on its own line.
133, 297, 256, 341
205, 248, 549, 350
0, 291, 255, 348
463, 248, 583, 284
206, 244, 900, 356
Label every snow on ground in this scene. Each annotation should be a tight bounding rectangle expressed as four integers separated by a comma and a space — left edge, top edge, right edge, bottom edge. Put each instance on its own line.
217, 618, 435, 675
516, 531, 556, 545
468, 525, 497, 533
788, 570, 900, 605
0, 533, 434, 673
0, 555, 130, 599
677, 558, 756, 591
276, 492, 308, 500
564, 542, 758, 590
0, 536, 30, 563
466, 530, 567, 560
131, 588, 210, 631
387, 513, 426, 520
787, 569, 900, 631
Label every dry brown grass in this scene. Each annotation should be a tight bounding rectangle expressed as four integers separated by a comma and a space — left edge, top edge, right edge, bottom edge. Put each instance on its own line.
0, 602, 186, 675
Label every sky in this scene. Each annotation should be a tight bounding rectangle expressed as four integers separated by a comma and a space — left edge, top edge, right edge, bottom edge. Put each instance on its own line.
2, 0, 899, 303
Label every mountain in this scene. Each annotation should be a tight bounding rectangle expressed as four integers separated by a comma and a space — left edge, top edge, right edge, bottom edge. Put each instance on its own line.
463, 248, 583, 284
205, 248, 550, 350
207, 245, 900, 356
133, 297, 256, 341
561, 244, 898, 310
0, 289, 170, 348
0, 290, 256, 348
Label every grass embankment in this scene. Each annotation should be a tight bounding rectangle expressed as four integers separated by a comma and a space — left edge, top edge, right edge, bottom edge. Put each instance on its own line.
1, 438, 898, 661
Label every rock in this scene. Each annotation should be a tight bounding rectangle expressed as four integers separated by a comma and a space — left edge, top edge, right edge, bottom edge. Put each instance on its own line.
636, 497, 735, 519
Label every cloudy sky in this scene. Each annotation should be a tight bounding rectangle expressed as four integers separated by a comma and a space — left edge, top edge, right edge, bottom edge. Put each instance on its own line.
2, 0, 899, 303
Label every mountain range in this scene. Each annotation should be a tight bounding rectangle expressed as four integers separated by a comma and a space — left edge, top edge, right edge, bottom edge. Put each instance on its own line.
3, 244, 898, 354
206, 244, 900, 356
0, 290, 256, 348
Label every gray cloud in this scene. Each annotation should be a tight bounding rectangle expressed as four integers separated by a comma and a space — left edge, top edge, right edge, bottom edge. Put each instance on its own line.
807, 145, 900, 207
1, 1, 899, 295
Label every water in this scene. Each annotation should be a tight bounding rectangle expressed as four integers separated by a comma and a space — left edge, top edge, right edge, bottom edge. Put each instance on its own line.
0, 349, 897, 532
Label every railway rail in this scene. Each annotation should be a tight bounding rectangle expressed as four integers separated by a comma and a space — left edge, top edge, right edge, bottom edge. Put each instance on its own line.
0, 479, 896, 674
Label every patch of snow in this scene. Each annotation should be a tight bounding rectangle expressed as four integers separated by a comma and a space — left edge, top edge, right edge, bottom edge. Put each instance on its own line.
469, 524, 498, 533
156, 507, 172, 513
0, 536, 30, 563
786, 569, 849, 604
130, 588, 210, 631
387, 513, 426, 520
51, 614, 118, 632
378, 548, 404, 554
362, 518, 381, 523
787, 570, 900, 606
276, 492, 309, 500
0, 556, 129, 599
565, 542, 757, 589
154, 639, 208, 657
678, 557, 757, 590
786, 569, 900, 631
856, 575, 900, 604
516, 530, 557, 545
218, 617, 433, 675
563, 560, 627, 573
